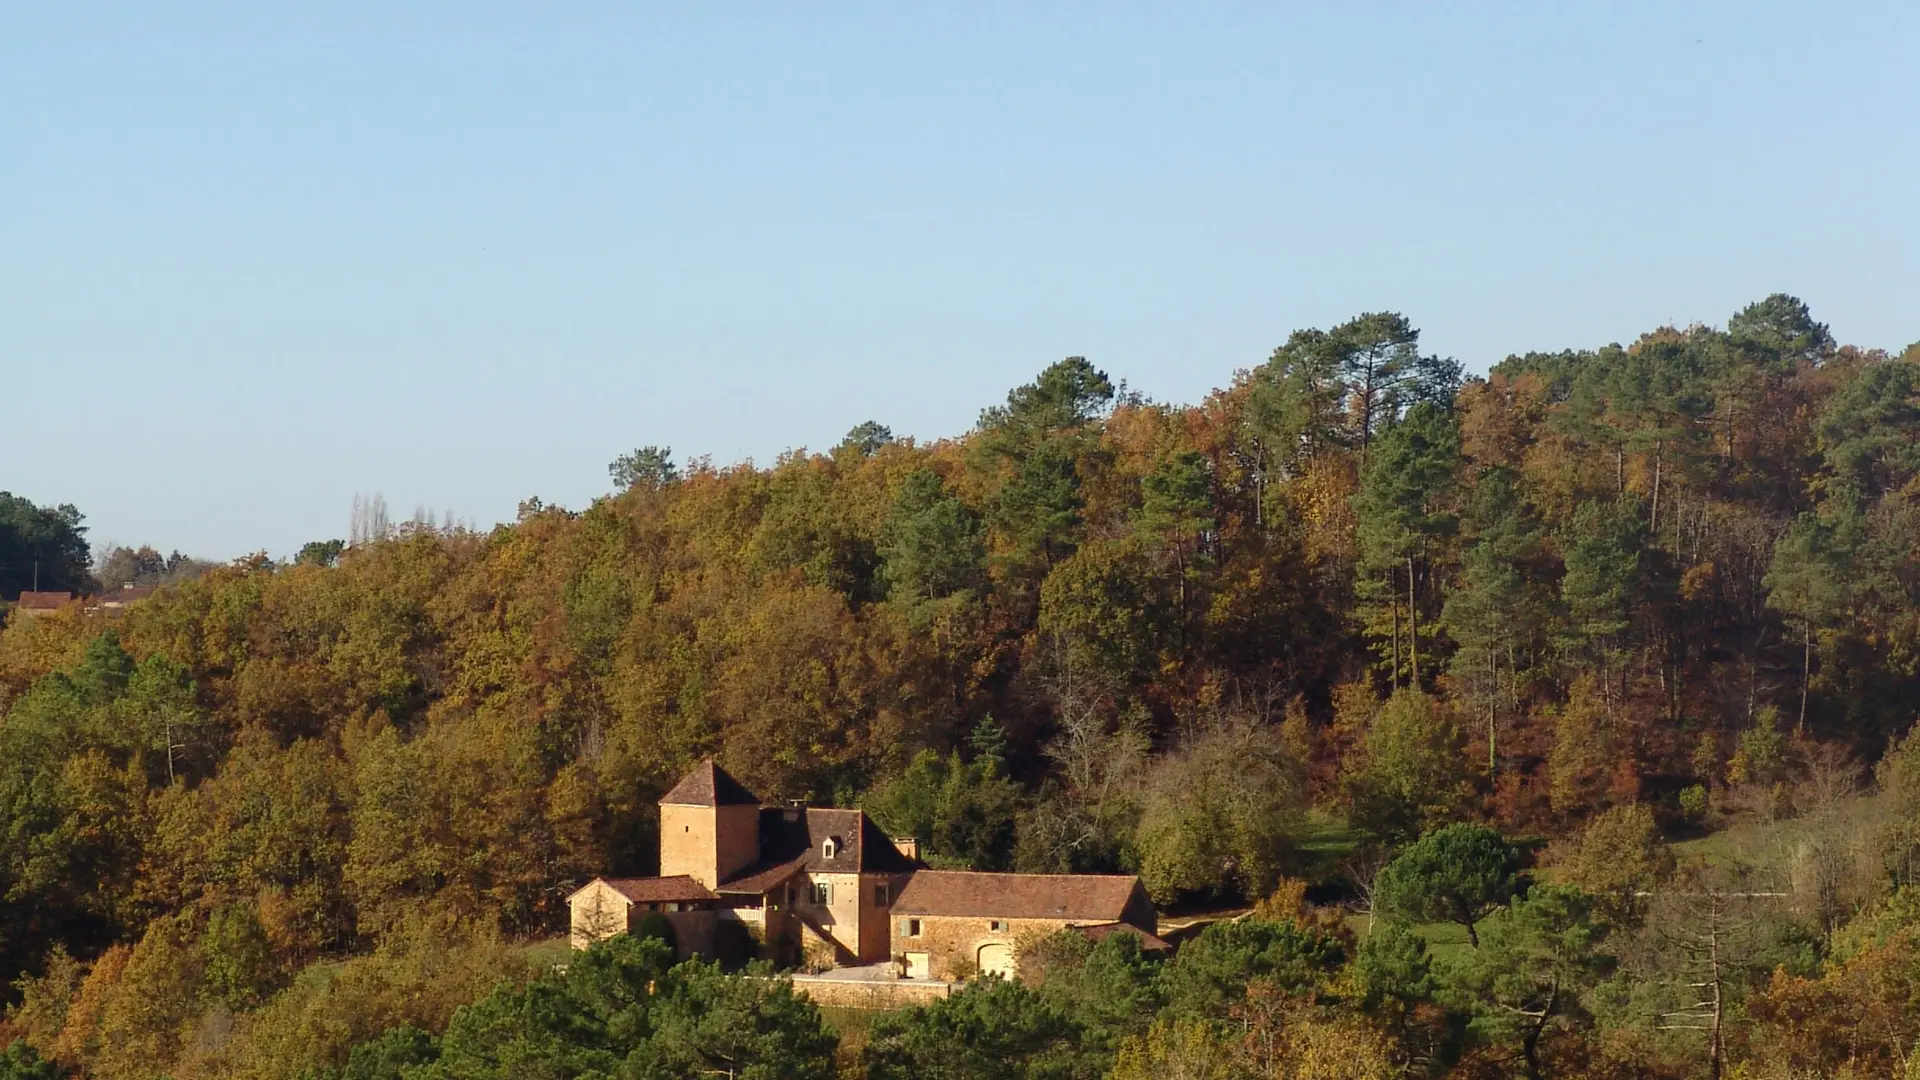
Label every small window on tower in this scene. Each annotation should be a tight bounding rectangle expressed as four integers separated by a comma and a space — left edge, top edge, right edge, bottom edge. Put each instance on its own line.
875, 883, 890, 907
811, 882, 832, 905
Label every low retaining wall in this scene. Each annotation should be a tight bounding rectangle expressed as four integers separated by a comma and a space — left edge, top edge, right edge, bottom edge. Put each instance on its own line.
788, 976, 955, 1009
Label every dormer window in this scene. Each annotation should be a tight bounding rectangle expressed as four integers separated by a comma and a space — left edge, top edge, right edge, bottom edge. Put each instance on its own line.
822, 837, 839, 860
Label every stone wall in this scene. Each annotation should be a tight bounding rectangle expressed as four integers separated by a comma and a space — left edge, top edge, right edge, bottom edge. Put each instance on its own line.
568, 880, 631, 950
794, 871, 865, 965
659, 803, 760, 889
789, 975, 954, 1009
894, 914, 1077, 981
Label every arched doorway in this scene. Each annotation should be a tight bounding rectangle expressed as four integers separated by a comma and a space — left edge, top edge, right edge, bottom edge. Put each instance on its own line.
976, 942, 1015, 978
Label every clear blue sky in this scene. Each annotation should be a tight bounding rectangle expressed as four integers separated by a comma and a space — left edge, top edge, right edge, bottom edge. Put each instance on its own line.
4, 4, 1915, 561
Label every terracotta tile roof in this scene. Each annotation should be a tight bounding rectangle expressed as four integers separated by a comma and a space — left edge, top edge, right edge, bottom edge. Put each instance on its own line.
892, 870, 1145, 922
17, 591, 72, 610
716, 854, 809, 895
1071, 921, 1172, 953
715, 807, 920, 894
588, 875, 719, 904
658, 760, 761, 807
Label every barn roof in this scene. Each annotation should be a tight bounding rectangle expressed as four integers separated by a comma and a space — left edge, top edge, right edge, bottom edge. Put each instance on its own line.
892, 871, 1145, 922
16, 591, 72, 610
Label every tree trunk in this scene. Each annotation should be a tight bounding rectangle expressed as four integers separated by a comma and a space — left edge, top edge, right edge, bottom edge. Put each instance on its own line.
1799, 618, 1812, 735
1650, 442, 1663, 534
1488, 650, 1498, 777
1389, 569, 1402, 688
1708, 919, 1725, 1080
1407, 555, 1420, 691
1523, 982, 1559, 1080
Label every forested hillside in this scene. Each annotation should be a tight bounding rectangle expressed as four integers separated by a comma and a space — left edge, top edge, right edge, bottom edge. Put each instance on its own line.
5, 295, 1920, 1079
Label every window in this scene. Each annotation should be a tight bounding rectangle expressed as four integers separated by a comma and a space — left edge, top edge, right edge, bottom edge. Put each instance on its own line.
906, 918, 922, 937
822, 837, 839, 860
989, 920, 1006, 932
810, 882, 833, 905
874, 883, 890, 907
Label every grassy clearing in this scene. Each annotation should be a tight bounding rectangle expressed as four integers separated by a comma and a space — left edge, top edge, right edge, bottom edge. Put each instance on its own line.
1296, 811, 1363, 882
520, 936, 573, 969
1343, 914, 1476, 964
1670, 789, 1884, 878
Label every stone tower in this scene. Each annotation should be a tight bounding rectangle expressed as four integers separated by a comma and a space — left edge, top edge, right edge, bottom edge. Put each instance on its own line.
657, 760, 761, 890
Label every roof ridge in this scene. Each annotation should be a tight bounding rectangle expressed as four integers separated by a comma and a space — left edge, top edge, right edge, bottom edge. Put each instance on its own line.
658, 760, 761, 807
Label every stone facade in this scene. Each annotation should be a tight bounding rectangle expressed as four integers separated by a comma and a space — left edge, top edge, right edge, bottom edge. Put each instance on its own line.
659, 802, 760, 890
566, 877, 720, 960
895, 914, 1077, 980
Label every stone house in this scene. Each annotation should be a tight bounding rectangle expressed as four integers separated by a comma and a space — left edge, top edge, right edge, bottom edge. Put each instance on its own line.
12, 591, 72, 621
568, 761, 1159, 979
891, 869, 1160, 980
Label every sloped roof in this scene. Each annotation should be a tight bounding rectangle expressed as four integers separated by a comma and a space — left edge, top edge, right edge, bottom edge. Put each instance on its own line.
571, 875, 719, 904
892, 871, 1144, 921
1071, 921, 1172, 953
17, 591, 72, 610
715, 807, 920, 894
658, 760, 761, 807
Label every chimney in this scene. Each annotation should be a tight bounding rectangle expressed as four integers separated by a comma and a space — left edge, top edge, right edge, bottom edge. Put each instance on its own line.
891, 836, 920, 861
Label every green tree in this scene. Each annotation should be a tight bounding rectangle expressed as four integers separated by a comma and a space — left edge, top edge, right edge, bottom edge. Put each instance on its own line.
1154, 917, 1345, 1020
877, 470, 985, 612
628, 961, 838, 1080
993, 440, 1087, 573
1814, 353, 1920, 498
1603, 337, 1712, 534
861, 978, 1087, 1080
1444, 884, 1614, 1080
1353, 403, 1461, 688
863, 747, 1021, 871
1243, 328, 1346, 512
1134, 448, 1214, 627
120, 653, 206, 784
0, 1042, 56, 1080
1727, 293, 1834, 369
608, 445, 679, 491
1557, 496, 1645, 705
978, 356, 1116, 445
1133, 721, 1306, 904
425, 935, 834, 1080
839, 420, 896, 456
202, 900, 283, 1009
979, 358, 1115, 580
1443, 467, 1549, 774
1376, 823, 1521, 947
297, 539, 347, 567
339, 1025, 440, 1080
1334, 312, 1423, 455
0, 492, 91, 598
1765, 492, 1861, 733
1023, 930, 1162, 1070
1345, 688, 1469, 845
